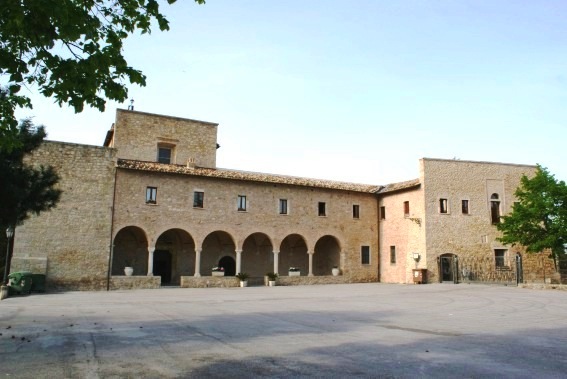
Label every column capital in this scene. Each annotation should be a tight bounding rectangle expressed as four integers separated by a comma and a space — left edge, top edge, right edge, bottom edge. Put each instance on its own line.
235, 249, 243, 254
273, 250, 280, 255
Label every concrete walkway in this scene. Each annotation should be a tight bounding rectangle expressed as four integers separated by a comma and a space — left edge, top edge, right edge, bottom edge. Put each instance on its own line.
1, 283, 567, 378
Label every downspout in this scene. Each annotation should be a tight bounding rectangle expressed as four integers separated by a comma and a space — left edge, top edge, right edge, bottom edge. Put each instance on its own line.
106, 160, 118, 291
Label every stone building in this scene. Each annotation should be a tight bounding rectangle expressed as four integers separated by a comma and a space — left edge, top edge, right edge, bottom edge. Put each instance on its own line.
11, 109, 554, 290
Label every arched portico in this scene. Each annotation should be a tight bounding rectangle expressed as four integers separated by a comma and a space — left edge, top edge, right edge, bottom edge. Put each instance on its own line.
154, 228, 195, 285
313, 235, 341, 276
242, 233, 274, 276
112, 226, 148, 276
201, 231, 236, 276
279, 234, 308, 276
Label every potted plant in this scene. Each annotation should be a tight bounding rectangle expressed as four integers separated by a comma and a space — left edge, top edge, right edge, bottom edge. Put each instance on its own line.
266, 272, 278, 286
124, 258, 136, 276
332, 266, 340, 276
288, 267, 300, 276
236, 272, 250, 287
212, 266, 225, 276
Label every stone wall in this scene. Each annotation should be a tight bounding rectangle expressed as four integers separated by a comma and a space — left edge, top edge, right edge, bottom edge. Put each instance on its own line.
420, 158, 538, 283
112, 109, 218, 168
12, 142, 116, 291
109, 276, 161, 290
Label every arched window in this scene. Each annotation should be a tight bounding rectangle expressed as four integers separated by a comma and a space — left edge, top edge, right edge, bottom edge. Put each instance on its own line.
490, 193, 501, 224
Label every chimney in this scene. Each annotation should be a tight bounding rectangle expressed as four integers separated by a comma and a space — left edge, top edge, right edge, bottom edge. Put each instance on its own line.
187, 157, 196, 168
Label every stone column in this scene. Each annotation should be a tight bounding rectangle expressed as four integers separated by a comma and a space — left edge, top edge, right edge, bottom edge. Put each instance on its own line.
308, 251, 314, 277
147, 247, 155, 276
194, 249, 202, 277
273, 250, 280, 274
235, 250, 242, 274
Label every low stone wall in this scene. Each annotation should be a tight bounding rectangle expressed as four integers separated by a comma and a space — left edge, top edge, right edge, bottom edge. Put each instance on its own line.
520, 283, 567, 291
179, 275, 364, 288
110, 276, 161, 290
277, 276, 354, 286
181, 276, 240, 288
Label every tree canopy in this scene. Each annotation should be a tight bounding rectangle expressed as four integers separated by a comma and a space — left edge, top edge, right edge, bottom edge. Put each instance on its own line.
497, 165, 567, 265
0, 0, 205, 150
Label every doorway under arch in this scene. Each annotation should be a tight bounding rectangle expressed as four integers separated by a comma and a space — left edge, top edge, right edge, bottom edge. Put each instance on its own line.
202, 231, 236, 276
218, 256, 236, 276
154, 228, 195, 285
313, 235, 341, 276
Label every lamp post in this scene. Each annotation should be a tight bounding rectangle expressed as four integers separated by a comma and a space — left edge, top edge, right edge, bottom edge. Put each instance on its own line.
3, 226, 14, 285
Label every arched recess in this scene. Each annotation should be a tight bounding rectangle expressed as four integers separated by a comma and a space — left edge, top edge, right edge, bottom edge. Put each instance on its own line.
154, 228, 195, 285
279, 234, 308, 276
112, 226, 148, 276
202, 231, 236, 276
313, 235, 341, 276
242, 233, 274, 276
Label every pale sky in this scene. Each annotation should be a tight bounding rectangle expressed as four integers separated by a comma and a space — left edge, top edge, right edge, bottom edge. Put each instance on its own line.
14, 0, 567, 185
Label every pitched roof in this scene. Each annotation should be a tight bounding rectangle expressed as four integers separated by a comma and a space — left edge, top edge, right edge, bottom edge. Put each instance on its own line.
376, 178, 421, 194
117, 159, 382, 193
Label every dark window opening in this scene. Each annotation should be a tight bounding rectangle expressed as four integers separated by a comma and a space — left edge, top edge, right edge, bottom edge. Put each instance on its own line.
462, 200, 469, 214
353, 204, 360, 219
495, 249, 507, 268
491, 193, 501, 224
318, 202, 326, 217
279, 199, 288, 214
238, 195, 247, 211
390, 246, 396, 264
193, 191, 204, 208
403, 201, 410, 217
146, 187, 157, 204
380, 206, 386, 220
158, 147, 172, 164
440, 198, 448, 214
361, 246, 370, 264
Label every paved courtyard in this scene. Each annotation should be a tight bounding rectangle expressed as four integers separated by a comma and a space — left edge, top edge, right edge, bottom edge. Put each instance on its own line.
1, 283, 566, 378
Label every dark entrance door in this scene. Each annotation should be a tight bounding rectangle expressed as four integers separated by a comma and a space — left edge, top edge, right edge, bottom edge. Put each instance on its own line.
439, 254, 457, 283
218, 256, 236, 276
154, 250, 172, 284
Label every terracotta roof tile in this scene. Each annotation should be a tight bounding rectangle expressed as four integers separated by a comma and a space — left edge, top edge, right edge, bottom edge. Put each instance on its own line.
377, 179, 421, 194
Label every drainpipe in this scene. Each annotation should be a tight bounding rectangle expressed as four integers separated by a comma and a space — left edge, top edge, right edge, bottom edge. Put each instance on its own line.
106, 163, 118, 291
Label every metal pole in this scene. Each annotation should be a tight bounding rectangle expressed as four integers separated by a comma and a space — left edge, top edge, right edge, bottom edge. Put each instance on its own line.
4, 227, 14, 285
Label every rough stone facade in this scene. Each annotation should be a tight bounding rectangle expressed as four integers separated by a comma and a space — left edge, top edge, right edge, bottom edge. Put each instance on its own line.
12, 142, 116, 290
11, 109, 558, 290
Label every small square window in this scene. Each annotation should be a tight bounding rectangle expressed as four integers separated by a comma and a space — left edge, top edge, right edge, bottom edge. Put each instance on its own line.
238, 195, 247, 211
403, 201, 410, 217
318, 202, 326, 217
158, 147, 172, 164
439, 198, 449, 214
390, 246, 396, 264
353, 204, 360, 219
193, 191, 204, 208
279, 199, 288, 215
361, 246, 370, 265
146, 187, 157, 204
380, 206, 386, 220
462, 200, 469, 215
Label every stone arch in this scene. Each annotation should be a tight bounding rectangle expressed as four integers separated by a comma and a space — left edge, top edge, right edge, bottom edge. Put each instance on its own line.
154, 228, 195, 285
313, 235, 341, 276
279, 234, 308, 276
242, 232, 274, 277
112, 226, 148, 276
202, 231, 236, 276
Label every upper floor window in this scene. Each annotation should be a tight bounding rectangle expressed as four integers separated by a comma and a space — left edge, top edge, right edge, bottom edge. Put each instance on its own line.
390, 246, 396, 264
193, 191, 204, 208
380, 206, 386, 220
158, 146, 172, 164
361, 246, 370, 265
318, 202, 326, 217
462, 200, 470, 215
439, 198, 449, 214
403, 201, 410, 217
490, 193, 501, 224
237, 195, 247, 211
146, 186, 157, 204
279, 199, 288, 215
353, 204, 360, 219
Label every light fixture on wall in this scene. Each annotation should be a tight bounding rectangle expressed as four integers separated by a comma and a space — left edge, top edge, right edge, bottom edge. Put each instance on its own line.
412, 252, 420, 262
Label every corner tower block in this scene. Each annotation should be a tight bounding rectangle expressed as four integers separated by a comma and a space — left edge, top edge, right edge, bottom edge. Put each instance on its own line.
109, 109, 219, 169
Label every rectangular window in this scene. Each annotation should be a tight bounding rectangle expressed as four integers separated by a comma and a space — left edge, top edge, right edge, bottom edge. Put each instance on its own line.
361, 246, 370, 265
439, 198, 448, 214
237, 195, 247, 211
390, 246, 396, 264
146, 186, 157, 204
380, 206, 386, 220
193, 191, 204, 208
403, 201, 410, 217
495, 249, 507, 268
462, 199, 469, 215
353, 204, 360, 219
318, 202, 326, 217
157, 147, 172, 164
279, 199, 288, 215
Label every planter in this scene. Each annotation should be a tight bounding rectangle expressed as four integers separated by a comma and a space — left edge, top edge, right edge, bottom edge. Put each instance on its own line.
212, 271, 224, 277
0, 285, 8, 300
288, 271, 300, 277
124, 267, 134, 276
268, 280, 276, 287
240, 281, 248, 287
332, 268, 340, 276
